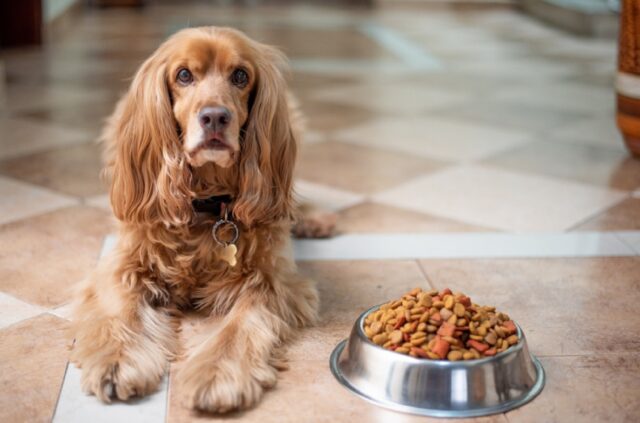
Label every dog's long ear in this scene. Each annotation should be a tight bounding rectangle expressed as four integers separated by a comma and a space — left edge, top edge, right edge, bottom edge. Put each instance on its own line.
233, 44, 297, 227
108, 50, 192, 226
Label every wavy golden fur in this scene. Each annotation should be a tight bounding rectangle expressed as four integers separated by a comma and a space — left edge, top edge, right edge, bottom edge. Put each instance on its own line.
71, 27, 319, 413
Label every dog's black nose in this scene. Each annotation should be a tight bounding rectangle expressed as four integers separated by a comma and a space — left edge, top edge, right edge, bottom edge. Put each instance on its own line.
199, 106, 231, 131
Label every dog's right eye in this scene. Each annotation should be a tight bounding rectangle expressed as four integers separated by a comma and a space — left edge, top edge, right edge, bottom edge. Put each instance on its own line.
176, 68, 193, 85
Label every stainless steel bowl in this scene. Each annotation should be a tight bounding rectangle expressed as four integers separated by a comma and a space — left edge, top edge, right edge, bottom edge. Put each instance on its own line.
330, 305, 545, 418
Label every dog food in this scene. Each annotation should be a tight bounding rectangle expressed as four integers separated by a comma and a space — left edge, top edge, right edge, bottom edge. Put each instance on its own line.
363, 287, 519, 360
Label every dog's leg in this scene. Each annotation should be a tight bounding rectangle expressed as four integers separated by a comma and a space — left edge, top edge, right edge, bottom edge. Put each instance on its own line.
180, 272, 318, 413
70, 253, 178, 402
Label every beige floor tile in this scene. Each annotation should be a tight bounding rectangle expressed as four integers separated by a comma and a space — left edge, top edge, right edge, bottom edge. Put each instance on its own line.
0, 175, 77, 226
482, 141, 640, 191
494, 81, 615, 115
419, 258, 640, 356
573, 198, 640, 231
452, 58, 578, 81
240, 26, 395, 60
437, 99, 588, 132
0, 142, 106, 198
296, 141, 447, 195
295, 180, 364, 212
300, 100, 376, 132
290, 72, 354, 94
374, 165, 627, 232
0, 117, 92, 160
552, 115, 627, 151
16, 100, 114, 134
506, 354, 640, 423
311, 83, 471, 115
0, 314, 70, 423
168, 359, 507, 423
168, 261, 508, 422
334, 117, 532, 163
0, 83, 114, 114
301, 129, 327, 145
84, 193, 111, 211
337, 201, 491, 234
0, 206, 112, 308
428, 39, 526, 61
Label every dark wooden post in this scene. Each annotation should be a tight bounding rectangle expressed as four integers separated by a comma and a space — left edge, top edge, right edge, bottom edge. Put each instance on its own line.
0, 0, 42, 47
617, 0, 640, 157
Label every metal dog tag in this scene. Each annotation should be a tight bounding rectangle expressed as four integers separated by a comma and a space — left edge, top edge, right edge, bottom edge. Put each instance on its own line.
212, 218, 239, 267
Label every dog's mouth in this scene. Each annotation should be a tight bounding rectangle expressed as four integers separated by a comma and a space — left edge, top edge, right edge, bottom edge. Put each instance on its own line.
202, 135, 230, 151
186, 133, 238, 168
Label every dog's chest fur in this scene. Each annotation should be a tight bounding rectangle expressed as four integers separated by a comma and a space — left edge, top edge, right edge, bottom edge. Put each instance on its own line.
127, 219, 291, 313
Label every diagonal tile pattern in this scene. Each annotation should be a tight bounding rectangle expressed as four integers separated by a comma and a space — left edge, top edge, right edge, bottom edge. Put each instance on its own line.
483, 141, 640, 191
0, 175, 77, 226
0, 142, 105, 198
0, 117, 93, 160
334, 117, 533, 162
296, 141, 448, 194
0, 206, 112, 308
374, 165, 627, 232
0, 292, 45, 329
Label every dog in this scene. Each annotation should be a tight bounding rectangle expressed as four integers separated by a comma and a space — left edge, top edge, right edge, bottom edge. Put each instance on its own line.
71, 27, 323, 413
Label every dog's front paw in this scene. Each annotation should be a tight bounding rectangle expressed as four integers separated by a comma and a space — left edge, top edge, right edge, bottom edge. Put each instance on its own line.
78, 356, 164, 402
180, 355, 277, 413
293, 210, 337, 239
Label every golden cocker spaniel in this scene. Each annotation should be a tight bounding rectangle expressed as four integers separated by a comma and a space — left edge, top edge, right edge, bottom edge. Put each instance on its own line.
71, 27, 322, 413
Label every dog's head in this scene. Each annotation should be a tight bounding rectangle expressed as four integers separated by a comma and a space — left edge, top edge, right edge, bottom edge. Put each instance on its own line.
108, 27, 296, 227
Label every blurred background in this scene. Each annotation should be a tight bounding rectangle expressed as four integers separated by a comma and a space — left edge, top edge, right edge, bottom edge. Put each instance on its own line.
0, 0, 636, 234
1, 1, 640, 422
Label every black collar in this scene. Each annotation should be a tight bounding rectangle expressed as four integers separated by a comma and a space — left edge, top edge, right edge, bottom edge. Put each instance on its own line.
192, 194, 233, 216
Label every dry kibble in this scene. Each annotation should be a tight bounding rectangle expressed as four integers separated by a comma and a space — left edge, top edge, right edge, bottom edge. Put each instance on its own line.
447, 350, 463, 361
444, 296, 455, 310
454, 302, 465, 317
363, 287, 519, 361
370, 321, 383, 335
389, 330, 403, 344
372, 333, 388, 345
485, 332, 498, 346
440, 308, 453, 321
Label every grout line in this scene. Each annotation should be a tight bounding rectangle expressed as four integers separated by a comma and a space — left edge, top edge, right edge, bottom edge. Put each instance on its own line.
51, 361, 71, 422
415, 260, 436, 290
164, 367, 172, 423
564, 192, 631, 232
613, 232, 640, 256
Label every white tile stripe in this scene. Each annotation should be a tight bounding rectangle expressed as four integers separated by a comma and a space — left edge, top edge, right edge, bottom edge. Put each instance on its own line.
53, 234, 170, 423
52, 230, 639, 420
53, 365, 169, 423
96, 232, 640, 263
293, 232, 638, 261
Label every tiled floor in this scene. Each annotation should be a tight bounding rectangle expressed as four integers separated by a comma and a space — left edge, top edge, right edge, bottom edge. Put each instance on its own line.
1, 2, 639, 423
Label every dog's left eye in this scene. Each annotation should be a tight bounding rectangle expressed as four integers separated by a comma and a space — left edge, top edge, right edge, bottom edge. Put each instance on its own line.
230, 68, 249, 88
176, 68, 193, 85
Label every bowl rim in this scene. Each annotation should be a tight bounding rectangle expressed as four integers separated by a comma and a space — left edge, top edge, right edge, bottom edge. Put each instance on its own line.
330, 338, 545, 418
357, 303, 525, 366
